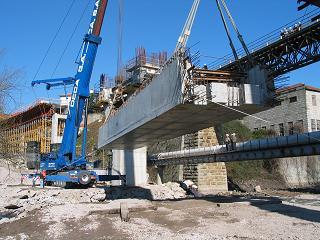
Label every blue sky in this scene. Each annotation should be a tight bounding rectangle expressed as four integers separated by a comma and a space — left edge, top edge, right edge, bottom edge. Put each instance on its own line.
1, 0, 319, 113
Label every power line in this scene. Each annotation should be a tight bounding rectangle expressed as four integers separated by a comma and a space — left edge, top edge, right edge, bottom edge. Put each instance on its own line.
51, 0, 91, 78
31, 0, 77, 82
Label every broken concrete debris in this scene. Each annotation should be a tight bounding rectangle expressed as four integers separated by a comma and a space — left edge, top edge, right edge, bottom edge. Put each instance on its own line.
254, 185, 262, 193
0, 181, 189, 224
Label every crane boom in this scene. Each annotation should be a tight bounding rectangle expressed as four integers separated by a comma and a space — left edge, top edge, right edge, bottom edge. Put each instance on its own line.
175, 0, 201, 52
59, 0, 108, 164
32, 0, 109, 176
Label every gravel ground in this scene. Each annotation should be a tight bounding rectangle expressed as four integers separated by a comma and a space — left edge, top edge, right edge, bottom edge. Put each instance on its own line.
1, 166, 320, 239
1, 193, 320, 240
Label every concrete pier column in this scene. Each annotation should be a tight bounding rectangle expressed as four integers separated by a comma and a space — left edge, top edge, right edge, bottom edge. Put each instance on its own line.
112, 147, 147, 186
111, 149, 125, 186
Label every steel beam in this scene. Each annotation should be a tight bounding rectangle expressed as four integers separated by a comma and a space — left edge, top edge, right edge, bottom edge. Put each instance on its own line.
298, 0, 320, 10
219, 21, 320, 77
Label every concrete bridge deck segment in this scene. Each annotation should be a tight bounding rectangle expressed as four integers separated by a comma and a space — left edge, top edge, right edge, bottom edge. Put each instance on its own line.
98, 54, 273, 150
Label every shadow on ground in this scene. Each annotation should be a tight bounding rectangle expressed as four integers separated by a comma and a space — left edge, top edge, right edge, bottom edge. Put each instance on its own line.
104, 185, 320, 223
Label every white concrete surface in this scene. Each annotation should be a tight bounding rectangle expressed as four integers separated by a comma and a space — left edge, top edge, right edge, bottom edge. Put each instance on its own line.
112, 147, 147, 186
51, 114, 67, 144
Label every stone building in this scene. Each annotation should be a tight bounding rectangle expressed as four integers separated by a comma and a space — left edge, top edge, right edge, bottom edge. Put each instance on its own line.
243, 83, 320, 135
243, 83, 320, 188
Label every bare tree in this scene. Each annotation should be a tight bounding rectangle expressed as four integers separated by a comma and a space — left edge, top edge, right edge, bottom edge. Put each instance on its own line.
0, 49, 22, 113
0, 49, 23, 175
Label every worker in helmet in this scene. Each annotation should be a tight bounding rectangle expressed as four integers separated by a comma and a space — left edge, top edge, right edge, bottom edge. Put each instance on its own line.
231, 133, 237, 151
203, 64, 208, 70
225, 134, 231, 151
40, 170, 46, 188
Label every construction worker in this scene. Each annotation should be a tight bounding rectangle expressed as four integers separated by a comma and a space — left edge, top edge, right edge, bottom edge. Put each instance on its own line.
32, 175, 36, 187
231, 133, 237, 151
225, 134, 231, 151
40, 170, 46, 188
203, 64, 208, 70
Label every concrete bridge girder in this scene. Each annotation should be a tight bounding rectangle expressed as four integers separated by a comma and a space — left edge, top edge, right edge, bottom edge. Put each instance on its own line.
98, 54, 273, 186
98, 56, 272, 150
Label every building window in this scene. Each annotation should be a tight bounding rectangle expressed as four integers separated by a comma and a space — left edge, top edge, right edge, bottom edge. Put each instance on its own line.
312, 95, 317, 106
262, 126, 267, 130
254, 128, 258, 131
295, 120, 304, 133
317, 120, 320, 131
279, 123, 284, 136
270, 125, 275, 135
311, 119, 316, 132
288, 122, 294, 135
289, 96, 297, 103
58, 119, 66, 137
275, 100, 282, 106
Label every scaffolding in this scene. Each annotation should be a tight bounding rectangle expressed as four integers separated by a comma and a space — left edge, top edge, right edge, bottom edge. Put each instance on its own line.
0, 102, 56, 155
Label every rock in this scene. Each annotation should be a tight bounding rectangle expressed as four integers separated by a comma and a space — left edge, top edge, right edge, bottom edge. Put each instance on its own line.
87, 188, 106, 202
4, 204, 21, 210
254, 186, 262, 193
181, 180, 197, 191
19, 195, 29, 199
0, 210, 20, 219
51, 192, 60, 197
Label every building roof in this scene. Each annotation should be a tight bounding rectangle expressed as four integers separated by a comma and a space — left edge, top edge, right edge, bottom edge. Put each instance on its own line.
276, 83, 320, 95
0, 113, 9, 120
0, 101, 55, 129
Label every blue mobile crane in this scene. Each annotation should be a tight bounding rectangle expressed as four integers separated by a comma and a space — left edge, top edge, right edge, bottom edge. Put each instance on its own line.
31, 0, 123, 187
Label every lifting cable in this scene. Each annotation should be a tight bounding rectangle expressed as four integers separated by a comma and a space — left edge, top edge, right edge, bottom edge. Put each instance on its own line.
175, 0, 201, 53
215, 0, 240, 69
117, 0, 124, 84
210, 7, 320, 68
195, 89, 320, 143
31, 0, 77, 114
32, 0, 77, 83
218, 0, 254, 66
51, 0, 92, 78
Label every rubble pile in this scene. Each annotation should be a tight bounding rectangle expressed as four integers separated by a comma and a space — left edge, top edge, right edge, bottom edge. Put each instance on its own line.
106, 182, 188, 200
0, 182, 189, 224
0, 165, 22, 185
0, 186, 107, 224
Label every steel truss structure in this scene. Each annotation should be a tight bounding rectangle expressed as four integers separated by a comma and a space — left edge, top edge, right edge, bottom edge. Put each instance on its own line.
220, 21, 320, 78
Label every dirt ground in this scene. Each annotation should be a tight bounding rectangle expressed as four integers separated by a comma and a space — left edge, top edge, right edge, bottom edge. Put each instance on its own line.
1, 165, 320, 240
1, 190, 320, 240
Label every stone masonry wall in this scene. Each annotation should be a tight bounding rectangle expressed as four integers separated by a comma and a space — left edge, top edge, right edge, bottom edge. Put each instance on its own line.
148, 127, 228, 193
183, 164, 199, 185
198, 163, 228, 192
181, 127, 228, 193
183, 132, 199, 185
197, 127, 228, 193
